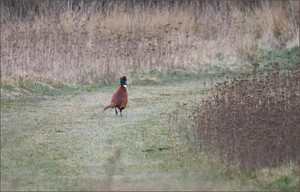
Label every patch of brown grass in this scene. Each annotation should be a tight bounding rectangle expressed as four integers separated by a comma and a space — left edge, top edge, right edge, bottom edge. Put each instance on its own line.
193, 66, 300, 170
1, 1, 299, 84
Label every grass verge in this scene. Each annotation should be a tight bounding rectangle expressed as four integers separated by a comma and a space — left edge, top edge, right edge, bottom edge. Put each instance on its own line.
1, 47, 299, 190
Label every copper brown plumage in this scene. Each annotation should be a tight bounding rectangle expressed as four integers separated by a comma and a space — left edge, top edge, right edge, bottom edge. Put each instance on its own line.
103, 76, 128, 117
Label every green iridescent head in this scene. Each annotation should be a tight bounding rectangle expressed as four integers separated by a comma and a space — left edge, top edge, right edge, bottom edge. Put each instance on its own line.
120, 76, 127, 87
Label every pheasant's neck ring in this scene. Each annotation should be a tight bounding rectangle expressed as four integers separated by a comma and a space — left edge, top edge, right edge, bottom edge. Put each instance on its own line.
122, 85, 127, 88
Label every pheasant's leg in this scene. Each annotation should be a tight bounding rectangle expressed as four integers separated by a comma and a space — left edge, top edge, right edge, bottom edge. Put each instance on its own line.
115, 107, 118, 115
120, 109, 123, 117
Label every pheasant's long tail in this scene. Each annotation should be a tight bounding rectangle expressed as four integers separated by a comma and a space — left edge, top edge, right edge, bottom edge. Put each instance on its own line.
103, 103, 116, 113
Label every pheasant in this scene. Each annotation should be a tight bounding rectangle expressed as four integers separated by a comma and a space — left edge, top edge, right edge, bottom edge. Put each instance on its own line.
103, 76, 128, 117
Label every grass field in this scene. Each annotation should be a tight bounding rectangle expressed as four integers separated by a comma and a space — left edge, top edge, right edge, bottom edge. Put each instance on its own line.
1, 77, 299, 191
1, 80, 206, 191
1, 1, 299, 191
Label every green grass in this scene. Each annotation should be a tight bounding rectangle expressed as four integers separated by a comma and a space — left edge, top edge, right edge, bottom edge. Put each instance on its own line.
256, 46, 300, 72
1, 47, 299, 190
1, 77, 299, 190
1, 81, 203, 190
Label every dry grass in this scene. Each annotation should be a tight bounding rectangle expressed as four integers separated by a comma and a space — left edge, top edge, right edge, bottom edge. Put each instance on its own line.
191, 66, 300, 170
1, 0, 299, 84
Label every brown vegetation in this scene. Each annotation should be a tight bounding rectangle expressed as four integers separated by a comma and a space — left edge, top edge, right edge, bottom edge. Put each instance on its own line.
1, 0, 299, 84
192, 66, 300, 170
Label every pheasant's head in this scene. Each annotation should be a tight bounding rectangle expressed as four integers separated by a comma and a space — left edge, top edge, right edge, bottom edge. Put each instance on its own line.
120, 76, 127, 87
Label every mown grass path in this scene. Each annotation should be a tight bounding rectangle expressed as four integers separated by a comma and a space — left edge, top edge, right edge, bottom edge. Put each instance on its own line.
1, 80, 217, 191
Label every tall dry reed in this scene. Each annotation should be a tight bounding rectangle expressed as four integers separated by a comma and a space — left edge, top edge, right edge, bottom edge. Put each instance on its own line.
193, 67, 300, 170
1, 0, 299, 84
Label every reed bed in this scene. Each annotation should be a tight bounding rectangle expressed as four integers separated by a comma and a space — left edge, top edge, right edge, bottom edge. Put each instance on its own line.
1, 0, 299, 84
192, 66, 300, 170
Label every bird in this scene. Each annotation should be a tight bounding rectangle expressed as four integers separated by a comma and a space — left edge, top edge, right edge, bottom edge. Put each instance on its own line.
103, 76, 128, 117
